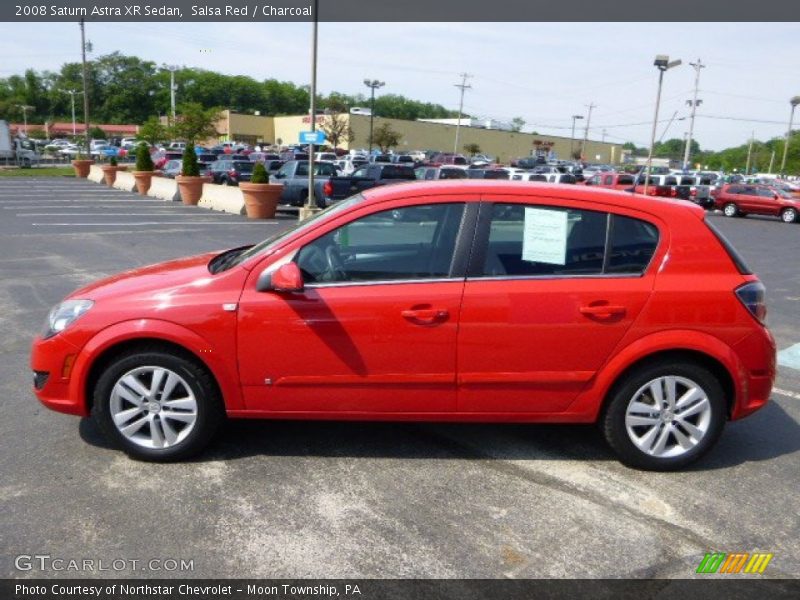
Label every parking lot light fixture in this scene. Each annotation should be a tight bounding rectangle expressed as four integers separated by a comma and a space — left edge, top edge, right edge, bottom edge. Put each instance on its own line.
643, 55, 681, 196
17, 105, 34, 135
779, 96, 800, 176
364, 79, 385, 154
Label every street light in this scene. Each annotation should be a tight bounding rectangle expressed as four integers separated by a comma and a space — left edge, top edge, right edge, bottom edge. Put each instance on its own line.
643, 55, 682, 196
570, 115, 584, 158
779, 95, 800, 176
61, 90, 80, 135
167, 65, 178, 126
363, 79, 384, 154
17, 105, 34, 135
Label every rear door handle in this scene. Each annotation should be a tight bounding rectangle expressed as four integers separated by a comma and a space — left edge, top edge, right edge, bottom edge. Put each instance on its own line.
401, 308, 449, 324
579, 305, 627, 318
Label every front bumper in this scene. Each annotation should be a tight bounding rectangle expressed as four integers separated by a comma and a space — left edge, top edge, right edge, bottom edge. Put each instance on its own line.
30, 333, 88, 417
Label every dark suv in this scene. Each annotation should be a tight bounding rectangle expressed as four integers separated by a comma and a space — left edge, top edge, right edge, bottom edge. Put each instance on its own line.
208, 160, 254, 186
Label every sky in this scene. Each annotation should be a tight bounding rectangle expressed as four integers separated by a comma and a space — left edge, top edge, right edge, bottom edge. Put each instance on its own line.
1, 21, 799, 151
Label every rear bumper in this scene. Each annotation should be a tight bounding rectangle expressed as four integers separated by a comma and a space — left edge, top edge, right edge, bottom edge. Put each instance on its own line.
730, 326, 777, 420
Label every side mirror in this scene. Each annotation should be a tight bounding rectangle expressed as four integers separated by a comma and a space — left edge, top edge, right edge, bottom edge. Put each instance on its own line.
257, 262, 304, 293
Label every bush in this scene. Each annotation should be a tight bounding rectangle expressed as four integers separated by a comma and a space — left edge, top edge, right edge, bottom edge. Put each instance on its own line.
250, 162, 268, 184
109, 156, 118, 166
135, 143, 154, 171
182, 143, 200, 176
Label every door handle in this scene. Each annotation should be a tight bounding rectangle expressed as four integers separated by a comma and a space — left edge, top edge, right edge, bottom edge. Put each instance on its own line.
579, 304, 627, 318
401, 308, 449, 324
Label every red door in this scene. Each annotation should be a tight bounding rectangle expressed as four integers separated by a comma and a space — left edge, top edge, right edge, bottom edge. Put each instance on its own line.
457, 198, 660, 414
237, 201, 470, 414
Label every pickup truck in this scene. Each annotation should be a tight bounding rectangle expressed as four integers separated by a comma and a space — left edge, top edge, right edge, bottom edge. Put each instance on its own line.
269, 160, 339, 206
583, 172, 636, 190
320, 164, 417, 205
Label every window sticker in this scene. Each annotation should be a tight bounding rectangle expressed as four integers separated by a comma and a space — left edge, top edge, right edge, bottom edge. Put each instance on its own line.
522, 207, 568, 265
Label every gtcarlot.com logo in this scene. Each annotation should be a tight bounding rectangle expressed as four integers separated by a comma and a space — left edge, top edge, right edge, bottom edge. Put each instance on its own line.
15, 554, 194, 572
696, 552, 773, 574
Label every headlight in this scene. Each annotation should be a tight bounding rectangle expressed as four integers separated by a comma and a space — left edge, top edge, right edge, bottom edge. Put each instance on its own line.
42, 299, 94, 339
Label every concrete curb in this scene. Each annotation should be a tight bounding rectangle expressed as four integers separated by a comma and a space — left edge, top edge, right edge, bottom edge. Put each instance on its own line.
146, 176, 180, 202
87, 165, 104, 184
112, 170, 137, 192
198, 183, 245, 215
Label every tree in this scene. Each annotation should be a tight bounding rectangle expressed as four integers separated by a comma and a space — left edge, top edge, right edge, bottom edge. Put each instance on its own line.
137, 116, 168, 145
88, 126, 106, 139
510, 117, 525, 133
135, 142, 154, 171
171, 102, 220, 143
321, 111, 355, 149
463, 142, 481, 156
182, 143, 200, 176
370, 123, 401, 152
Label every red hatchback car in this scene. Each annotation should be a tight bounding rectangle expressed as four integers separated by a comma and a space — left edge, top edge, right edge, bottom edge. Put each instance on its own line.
31, 182, 776, 470
715, 183, 800, 223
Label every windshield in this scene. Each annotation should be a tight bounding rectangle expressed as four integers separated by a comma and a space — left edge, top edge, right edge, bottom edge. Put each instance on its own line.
220, 194, 367, 271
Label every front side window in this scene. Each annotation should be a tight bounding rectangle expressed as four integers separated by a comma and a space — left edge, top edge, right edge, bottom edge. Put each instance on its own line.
477, 204, 658, 278
296, 203, 466, 284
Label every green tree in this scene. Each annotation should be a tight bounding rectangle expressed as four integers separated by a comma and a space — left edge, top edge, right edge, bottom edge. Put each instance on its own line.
370, 123, 401, 152
181, 143, 200, 176
137, 116, 168, 145
463, 142, 481, 156
250, 162, 268, 184
510, 117, 525, 133
135, 142, 154, 171
171, 102, 220, 143
88, 126, 106, 139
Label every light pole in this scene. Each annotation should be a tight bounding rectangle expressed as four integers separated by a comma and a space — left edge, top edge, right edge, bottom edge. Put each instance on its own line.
643, 55, 682, 196
453, 73, 472, 154
300, 0, 320, 221
779, 96, 800, 176
363, 79, 384, 154
80, 18, 90, 154
580, 102, 595, 161
61, 90, 79, 135
167, 65, 178, 126
570, 115, 583, 158
17, 105, 34, 134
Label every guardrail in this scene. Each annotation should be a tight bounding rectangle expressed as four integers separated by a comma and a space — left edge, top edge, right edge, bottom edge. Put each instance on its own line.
198, 183, 245, 215
146, 176, 180, 202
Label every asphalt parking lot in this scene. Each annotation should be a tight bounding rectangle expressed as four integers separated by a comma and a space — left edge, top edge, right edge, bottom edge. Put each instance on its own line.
1, 177, 798, 579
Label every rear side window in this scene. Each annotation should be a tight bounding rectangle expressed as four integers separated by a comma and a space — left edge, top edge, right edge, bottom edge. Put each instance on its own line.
618, 175, 634, 185
477, 204, 659, 277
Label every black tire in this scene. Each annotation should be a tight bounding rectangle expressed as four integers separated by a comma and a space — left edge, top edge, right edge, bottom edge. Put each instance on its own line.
781, 207, 797, 223
92, 348, 224, 462
602, 360, 726, 471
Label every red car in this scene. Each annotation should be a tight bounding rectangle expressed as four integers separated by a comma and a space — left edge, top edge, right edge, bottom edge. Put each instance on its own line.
715, 183, 800, 223
30, 182, 775, 470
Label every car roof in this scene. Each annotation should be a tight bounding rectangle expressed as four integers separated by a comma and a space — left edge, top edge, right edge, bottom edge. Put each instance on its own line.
359, 180, 704, 219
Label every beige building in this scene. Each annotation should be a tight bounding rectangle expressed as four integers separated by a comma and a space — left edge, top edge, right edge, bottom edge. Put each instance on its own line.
212, 110, 621, 164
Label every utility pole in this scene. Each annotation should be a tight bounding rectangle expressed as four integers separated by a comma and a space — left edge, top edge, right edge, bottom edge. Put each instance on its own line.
601, 129, 607, 143
768, 149, 776, 174
745, 131, 754, 174
363, 79, 385, 154
683, 58, 705, 170
453, 73, 472, 155
168, 66, 178, 126
658, 111, 680, 143
580, 102, 595, 161
570, 114, 583, 158
779, 96, 800, 176
80, 18, 90, 154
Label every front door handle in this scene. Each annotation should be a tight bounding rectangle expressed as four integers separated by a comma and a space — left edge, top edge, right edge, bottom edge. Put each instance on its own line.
401, 308, 449, 325
579, 304, 627, 318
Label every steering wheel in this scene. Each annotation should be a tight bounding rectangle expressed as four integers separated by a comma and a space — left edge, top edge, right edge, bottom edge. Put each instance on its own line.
324, 245, 348, 281
300, 244, 347, 282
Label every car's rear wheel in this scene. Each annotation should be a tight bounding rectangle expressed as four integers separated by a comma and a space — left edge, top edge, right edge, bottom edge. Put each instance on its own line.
781, 207, 797, 223
93, 349, 223, 461
602, 361, 726, 471
723, 203, 738, 217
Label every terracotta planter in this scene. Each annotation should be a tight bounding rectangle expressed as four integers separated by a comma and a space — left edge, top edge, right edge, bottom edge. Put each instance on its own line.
176, 175, 212, 205
101, 165, 119, 187
239, 182, 283, 219
133, 171, 154, 196
71, 159, 95, 178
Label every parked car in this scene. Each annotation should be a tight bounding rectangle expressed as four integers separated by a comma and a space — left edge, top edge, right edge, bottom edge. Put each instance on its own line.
466, 168, 511, 180
270, 160, 340, 206
154, 151, 183, 170
30, 181, 776, 469
333, 157, 368, 176
428, 153, 469, 167
584, 172, 636, 190
160, 159, 183, 179
512, 172, 577, 184
208, 160, 254, 186
714, 184, 800, 223
415, 166, 469, 180
391, 154, 417, 167
320, 164, 417, 205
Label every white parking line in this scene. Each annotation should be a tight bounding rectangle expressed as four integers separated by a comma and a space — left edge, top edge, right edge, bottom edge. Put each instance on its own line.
777, 343, 800, 371
32, 221, 276, 226
773, 387, 800, 400
19, 213, 236, 217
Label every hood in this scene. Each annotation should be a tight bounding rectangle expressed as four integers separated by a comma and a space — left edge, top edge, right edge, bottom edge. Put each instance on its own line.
69, 252, 219, 302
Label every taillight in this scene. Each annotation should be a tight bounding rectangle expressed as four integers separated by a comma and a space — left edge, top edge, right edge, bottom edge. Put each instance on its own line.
670, 187, 677, 197
228, 169, 237, 177
735, 281, 767, 323
690, 187, 697, 197
323, 181, 333, 196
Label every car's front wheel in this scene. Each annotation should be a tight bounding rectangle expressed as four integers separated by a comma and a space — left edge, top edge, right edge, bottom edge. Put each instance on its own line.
602, 361, 726, 471
93, 348, 223, 461
723, 203, 738, 217
781, 207, 797, 223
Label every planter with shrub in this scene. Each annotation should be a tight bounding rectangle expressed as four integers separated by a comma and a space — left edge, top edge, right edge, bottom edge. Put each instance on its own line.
239, 162, 282, 219
175, 144, 211, 205
132, 143, 155, 195
101, 156, 120, 186
71, 153, 95, 178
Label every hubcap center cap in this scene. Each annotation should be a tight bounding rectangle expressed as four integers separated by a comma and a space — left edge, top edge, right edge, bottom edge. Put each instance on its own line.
147, 401, 161, 414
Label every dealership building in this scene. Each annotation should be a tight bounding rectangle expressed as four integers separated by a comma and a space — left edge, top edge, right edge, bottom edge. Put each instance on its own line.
212, 110, 622, 164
